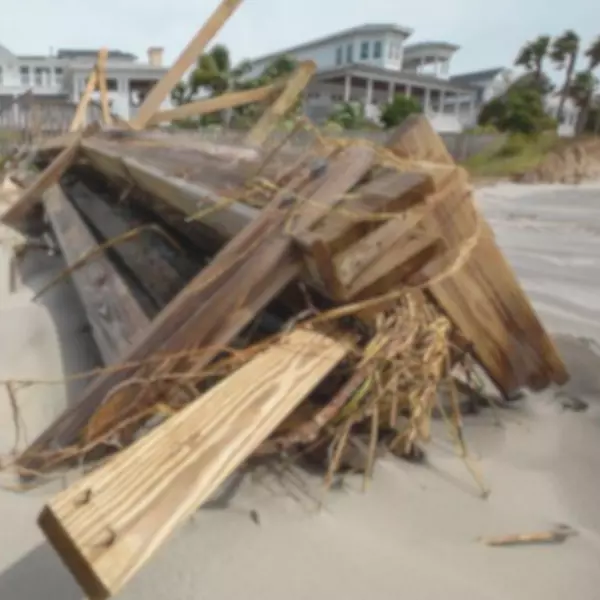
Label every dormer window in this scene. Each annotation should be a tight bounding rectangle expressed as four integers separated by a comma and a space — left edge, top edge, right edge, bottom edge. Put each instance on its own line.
373, 41, 382, 59
360, 41, 370, 60
335, 46, 343, 65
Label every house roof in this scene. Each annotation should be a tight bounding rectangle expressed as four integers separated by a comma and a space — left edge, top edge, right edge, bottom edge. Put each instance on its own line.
246, 23, 414, 66
314, 63, 476, 93
57, 49, 137, 61
404, 41, 460, 53
450, 67, 506, 84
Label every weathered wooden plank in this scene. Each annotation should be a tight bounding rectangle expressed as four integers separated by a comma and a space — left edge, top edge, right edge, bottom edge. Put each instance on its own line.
96, 48, 113, 126
44, 185, 150, 364
245, 61, 316, 146
146, 83, 281, 125
387, 115, 568, 392
129, 0, 244, 129
1, 129, 86, 226
70, 55, 103, 132
39, 329, 347, 600
64, 178, 199, 310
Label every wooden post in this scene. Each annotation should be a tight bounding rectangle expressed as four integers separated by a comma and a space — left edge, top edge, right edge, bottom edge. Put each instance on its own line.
70, 69, 99, 132
146, 82, 281, 126
39, 329, 348, 599
96, 47, 113, 126
246, 61, 316, 147
129, 0, 244, 130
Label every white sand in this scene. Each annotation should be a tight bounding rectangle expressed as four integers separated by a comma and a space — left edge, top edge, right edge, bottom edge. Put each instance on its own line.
1, 182, 600, 600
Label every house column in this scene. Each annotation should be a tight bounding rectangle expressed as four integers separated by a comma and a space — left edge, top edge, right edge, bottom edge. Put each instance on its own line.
439, 89, 445, 113
405, 84, 412, 97
388, 81, 395, 102
424, 87, 431, 113
365, 78, 373, 106
469, 95, 476, 125
344, 75, 351, 102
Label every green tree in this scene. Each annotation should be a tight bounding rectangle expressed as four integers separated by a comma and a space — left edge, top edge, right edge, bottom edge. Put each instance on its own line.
574, 36, 600, 134
380, 94, 422, 129
514, 35, 551, 83
479, 86, 555, 135
551, 30, 581, 121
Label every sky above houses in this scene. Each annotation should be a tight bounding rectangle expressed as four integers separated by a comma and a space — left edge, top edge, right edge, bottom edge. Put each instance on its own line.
1, 0, 598, 77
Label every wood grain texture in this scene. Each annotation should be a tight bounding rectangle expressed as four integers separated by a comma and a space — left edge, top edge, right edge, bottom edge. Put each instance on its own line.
44, 184, 149, 364
39, 329, 348, 599
65, 178, 198, 311
387, 115, 568, 392
129, 0, 244, 130
245, 61, 316, 146
146, 83, 281, 125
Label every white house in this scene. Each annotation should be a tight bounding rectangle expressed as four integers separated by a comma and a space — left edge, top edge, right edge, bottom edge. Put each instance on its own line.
245, 24, 481, 132
0, 43, 170, 120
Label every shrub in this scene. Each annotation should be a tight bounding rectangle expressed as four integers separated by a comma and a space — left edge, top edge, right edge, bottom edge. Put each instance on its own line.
380, 94, 423, 129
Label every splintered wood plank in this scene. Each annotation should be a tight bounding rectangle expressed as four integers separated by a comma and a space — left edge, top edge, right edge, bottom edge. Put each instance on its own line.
146, 82, 281, 125
245, 60, 316, 146
387, 115, 568, 392
129, 0, 244, 130
295, 170, 433, 255
1, 129, 86, 226
96, 48, 113, 126
39, 329, 347, 600
44, 185, 149, 363
70, 51, 105, 132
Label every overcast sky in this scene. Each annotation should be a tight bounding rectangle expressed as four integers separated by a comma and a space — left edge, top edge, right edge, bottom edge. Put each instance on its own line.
1, 0, 598, 76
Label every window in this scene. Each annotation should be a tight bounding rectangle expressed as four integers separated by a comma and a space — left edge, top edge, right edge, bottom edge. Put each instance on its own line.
373, 41, 382, 59
20, 66, 30, 85
360, 41, 370, 60
107, 78, 118, 91
34, 67, 44, 86
335, 46, 343, 66
346, 43, 354, 63
54, 67, 64, 85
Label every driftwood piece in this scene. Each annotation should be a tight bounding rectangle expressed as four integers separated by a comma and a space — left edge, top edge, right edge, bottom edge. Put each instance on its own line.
64, 177, 200, 311
246, 61, 316, 146
387, 115, 568, 393
44, 185, 150, 363
39, 329, 348, 600
146, 83, 282, 126
129, 0, 244, 130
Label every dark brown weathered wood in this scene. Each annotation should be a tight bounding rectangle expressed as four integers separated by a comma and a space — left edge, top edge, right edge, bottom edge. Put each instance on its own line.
64, 177, 200, 310
44, 185, 150, 364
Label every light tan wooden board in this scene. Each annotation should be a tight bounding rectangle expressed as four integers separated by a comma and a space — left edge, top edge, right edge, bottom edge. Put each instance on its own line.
39, 329, 348, 599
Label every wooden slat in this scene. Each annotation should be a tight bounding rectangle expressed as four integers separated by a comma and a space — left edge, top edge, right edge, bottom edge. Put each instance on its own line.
129, 0, 244, 130
245, 61, 316, 146
387, 115, 568, 392
70, 60, 101, 132
146, 83, 281, 126
96, 48, 113, 126
65, 178, 200, 310
1, 129, 86, 226
39, 329, 347, 600
44, 185, 150, 364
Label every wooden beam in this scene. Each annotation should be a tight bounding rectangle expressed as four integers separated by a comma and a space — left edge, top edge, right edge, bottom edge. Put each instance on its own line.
39, 329, 347, 600
245, 60, 316, 146
129, 0, 244, 130
65, 178, 199, 311
96, 48, 113, 126
44, 184, 150, 364
146, 83, 281, 125
70, 57, 102, 132
0, 128, 88, 226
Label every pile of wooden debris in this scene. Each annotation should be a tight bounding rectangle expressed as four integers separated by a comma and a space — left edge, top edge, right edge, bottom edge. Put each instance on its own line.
0, 1, 568, 598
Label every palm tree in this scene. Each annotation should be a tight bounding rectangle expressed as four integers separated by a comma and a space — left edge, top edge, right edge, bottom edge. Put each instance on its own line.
551, 30, 581, 121
571, 36, 600, 133
515, 35, 551, 84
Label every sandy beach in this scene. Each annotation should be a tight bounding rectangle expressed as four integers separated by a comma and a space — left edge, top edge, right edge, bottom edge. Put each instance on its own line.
1, 180, 600, 600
